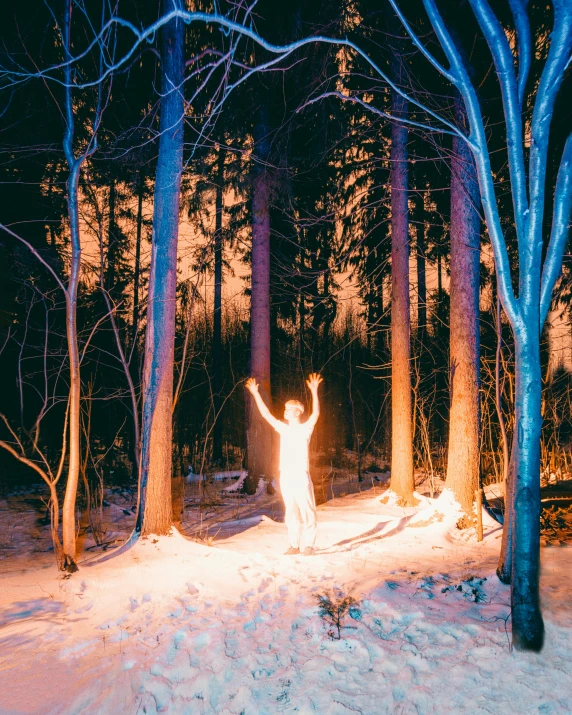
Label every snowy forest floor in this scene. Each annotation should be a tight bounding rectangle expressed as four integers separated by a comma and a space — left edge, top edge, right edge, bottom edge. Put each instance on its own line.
1, 475, 572, 714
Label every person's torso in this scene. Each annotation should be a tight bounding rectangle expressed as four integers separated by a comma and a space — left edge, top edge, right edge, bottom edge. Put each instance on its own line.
278, 422, 312, 476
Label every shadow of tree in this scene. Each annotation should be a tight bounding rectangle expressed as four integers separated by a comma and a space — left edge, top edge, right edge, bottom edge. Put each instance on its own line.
0, 597, 65, 627
317, 514, 416, 554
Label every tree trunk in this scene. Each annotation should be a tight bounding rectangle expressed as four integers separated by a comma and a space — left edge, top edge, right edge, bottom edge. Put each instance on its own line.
298, 291, 305, 362
496, 293, 514, 583
132, 170, 144, 366
415, 193, 427, 346
511, 335, 544, 651
246, 112, 273, 493
61, 169, 81, 572
212, 147, 224, 463
389, 55, 415, 504
130, 171, 144, 486
138, 0, 185, 536
49, 482, 64, 570
437, 253, 443, 306
444, 97, 481, 518
106, 179, 117, 291
60, 0, 82, 573
497, 447, 515, 583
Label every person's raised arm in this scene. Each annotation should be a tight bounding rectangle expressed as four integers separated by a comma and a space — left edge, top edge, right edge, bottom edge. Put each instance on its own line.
245, 378, 282, 431
305, 373, 323, 430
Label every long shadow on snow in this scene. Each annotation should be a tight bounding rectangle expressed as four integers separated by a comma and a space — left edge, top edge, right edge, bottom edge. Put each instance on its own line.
317, 514, 416, 554
0, 597, 66, 628
184, 498, 286, 542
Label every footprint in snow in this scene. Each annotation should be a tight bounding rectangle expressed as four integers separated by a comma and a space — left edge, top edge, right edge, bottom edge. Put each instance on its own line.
258, 577, 273, 593
419, 575, 437, 598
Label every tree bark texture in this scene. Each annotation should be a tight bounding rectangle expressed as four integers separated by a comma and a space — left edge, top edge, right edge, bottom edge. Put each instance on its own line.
106, 179, 117, 291
139, 0, 185, 536
496, 295, 514, 583
132, 170, 144, 361
445, 97, 481, 518
61, 0, 81, 572
212, 147, 224, 463
497, 447, 515, 584
511, 336, 544, 650
415, 193, 427, 345
61, 166, 82, 571
389, 55, 415, 504
246, 113, 273, 493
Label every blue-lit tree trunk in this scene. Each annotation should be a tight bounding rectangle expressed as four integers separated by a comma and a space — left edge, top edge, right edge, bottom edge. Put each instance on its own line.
407, 0, 572, 650
138, 0, 185, 536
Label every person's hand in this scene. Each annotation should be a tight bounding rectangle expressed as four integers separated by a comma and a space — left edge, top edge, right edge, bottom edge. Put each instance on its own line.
306, 373, 323, 392
245, 377, 259, 394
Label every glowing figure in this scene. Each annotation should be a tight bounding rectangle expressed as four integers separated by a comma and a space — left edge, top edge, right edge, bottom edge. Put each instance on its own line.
246, 373, 323, 555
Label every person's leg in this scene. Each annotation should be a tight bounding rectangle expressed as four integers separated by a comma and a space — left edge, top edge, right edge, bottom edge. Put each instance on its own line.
296, 476, 317, 552
282, 485, 302, 550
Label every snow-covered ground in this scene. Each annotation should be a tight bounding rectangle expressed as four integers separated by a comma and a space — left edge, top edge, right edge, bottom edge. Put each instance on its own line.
1, 483, 572, 714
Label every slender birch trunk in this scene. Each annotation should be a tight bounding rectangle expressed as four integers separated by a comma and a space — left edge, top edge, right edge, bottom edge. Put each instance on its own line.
389, 52, 415, 505
138, 0, 185, 536
60, 0, 84, 572
61, 161, 82, 572
444, 96, 481, 518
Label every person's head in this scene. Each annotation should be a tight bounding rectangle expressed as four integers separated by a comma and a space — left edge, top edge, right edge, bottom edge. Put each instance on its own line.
284, 399, 304, 423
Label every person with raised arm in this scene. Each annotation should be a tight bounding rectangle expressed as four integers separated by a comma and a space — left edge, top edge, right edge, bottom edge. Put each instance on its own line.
246, 373, 323, 555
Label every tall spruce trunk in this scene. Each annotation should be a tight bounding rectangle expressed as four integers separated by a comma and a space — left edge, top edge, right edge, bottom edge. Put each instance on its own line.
415, 192, 427, 345
212, 147, 224, 463
106, 179, 117, 290
444, 97, 481, 518
129, 171, 144, 486
132, 171, 144, 361
389, 55, 415, 504
246, 113, 273, 493
138, 0, 184, 536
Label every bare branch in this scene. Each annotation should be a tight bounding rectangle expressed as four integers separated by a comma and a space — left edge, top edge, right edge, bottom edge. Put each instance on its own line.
0, 223, 67, 293
468, 0, 529, 244
540, 133, 572, 325
507, 0, 532, 105
0, 439, 51, 486
421, 0, 522, 331
386, 0, 455, 82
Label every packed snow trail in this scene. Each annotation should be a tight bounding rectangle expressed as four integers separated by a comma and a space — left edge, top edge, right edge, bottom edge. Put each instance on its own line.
1, 489, 571, 714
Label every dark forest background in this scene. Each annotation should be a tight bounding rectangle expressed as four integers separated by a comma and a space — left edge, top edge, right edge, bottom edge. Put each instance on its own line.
1, 0, 571, 496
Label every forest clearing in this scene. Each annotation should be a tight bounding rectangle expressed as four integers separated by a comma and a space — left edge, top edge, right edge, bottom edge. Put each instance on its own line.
1, 473, 572, 714
2, 0, 572, 711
